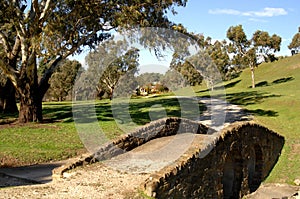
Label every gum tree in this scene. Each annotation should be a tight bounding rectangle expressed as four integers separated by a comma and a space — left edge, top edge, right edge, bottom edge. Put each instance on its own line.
84, 39, 140, 100
0, 0, 187, 122
288, 27, 300, 55
252, 30, 281, 62
227, 25, 281, 88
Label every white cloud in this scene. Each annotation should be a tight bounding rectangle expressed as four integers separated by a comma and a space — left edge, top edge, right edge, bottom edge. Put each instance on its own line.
208, 9, 241, 15
248, 18, 268, 23
247, 8, 288, 17
209, 7, 288, 18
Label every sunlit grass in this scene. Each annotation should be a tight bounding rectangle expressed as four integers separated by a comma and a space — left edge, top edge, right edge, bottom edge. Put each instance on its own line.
196, 54, 300, 184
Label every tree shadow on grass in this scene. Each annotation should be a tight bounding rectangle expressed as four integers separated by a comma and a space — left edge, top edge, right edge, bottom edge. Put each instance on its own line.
114, 97, 206, 125
43, 101, 115, 123
70, 102, 116, 124
197, 79, 242, 93
244, 109, 278, 117
253, 81, 269, 88
225, 91, 281, 106
71, 97, 206, 126
248, 77, 294, 88
224, 91, 280, 118
272, 76, 294, 84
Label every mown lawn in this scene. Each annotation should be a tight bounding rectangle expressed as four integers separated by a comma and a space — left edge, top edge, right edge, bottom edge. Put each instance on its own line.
195, 54, 300, 184
0, 95, 205, 167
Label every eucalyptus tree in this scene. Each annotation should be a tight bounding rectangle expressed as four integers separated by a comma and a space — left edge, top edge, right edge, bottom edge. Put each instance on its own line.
252, 30, 281, 62
170, 52, 203, 86
207, 40, 231, 80
288, 27, 300, 55
0, 0, 187, 122
83, 38, 140, 99
227, 25, 281, 88
46, 60, 82, 101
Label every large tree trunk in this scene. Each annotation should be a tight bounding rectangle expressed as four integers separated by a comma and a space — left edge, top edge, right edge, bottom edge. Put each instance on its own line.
18, 93, 42, 123
0, 79, 18, 113
14, 55, 62, 123
18, 58, 43, 123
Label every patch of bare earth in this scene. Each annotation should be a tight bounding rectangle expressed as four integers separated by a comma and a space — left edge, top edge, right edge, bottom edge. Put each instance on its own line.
0, 162, 150, 199
0, 119, 62, 130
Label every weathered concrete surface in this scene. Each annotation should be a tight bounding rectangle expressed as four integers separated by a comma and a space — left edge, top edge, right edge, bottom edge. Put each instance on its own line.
245, 183, 300, 199
105, 133, 217, 174
0, 161, 66, 184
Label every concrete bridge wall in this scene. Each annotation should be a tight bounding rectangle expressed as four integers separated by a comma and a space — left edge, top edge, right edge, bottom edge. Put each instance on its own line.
93, 117, 212, 161
62, 117, 284, 199
141, 122, 284, 199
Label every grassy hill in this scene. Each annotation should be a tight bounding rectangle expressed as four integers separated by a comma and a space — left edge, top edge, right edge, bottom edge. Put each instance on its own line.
201, 54, 300, 184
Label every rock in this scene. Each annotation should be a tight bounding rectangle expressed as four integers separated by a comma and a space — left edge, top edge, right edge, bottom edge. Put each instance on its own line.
294, 179, 300, 186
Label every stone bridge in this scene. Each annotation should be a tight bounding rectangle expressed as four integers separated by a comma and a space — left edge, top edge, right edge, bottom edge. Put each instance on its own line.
54, 117, 284, 199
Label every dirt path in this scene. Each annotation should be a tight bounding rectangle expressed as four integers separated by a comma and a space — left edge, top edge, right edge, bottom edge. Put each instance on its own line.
0, 162, 149, 199
198, 97, 252, 131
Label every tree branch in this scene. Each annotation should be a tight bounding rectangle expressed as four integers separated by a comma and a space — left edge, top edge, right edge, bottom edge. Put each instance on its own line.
0, 32, 12, 55
0, 60, 20, 93
39, 0, 52, 22
38, 56, 63, 98
32, 0, 40, 16
10, 36, 21, 60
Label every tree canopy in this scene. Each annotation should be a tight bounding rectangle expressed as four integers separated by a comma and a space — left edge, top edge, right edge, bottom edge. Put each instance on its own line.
227, 25, 281, 88
76, 38, 139, 98
288, 28, 300, 55
0, 0, 187, 122
45, 59, 82, 101
252, 30, 281, 62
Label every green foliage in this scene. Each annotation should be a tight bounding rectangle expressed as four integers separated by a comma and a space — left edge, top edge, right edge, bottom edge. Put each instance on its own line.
46, 59, 83, 101
207, 40, 231, 80
136, 73, 164, 86
161, 69, 189, 90
170, 52, 203, 86
288, 28, 300, 55
81, 38, 140, 99
0, 0, 188, 122
226, 25, 282, 88
252, 30, 281, 62
227, 25, 249, 52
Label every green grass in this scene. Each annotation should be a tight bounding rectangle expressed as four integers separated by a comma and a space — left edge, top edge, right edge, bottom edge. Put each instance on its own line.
0, 95, 205, 167
0, 54, 299, 184
0, 123, 84, 167
196, 54, 300, 184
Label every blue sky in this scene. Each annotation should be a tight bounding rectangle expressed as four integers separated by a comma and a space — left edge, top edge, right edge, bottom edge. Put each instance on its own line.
71, 0, 300, 73
168, 0, 299, 56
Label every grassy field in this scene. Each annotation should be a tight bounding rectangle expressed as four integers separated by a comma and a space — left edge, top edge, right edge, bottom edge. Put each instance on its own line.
0, 101, 83, 167
0, 54, 299, 184
0, 96, 205, 167
229, 54, 300, 184
195, 54, 300, 184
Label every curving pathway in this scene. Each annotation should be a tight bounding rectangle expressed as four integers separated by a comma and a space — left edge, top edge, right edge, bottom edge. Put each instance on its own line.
198, 97, 252, 131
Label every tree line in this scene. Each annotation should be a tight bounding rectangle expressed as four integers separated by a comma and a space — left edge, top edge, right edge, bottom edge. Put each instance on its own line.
60, 24, 294, 100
